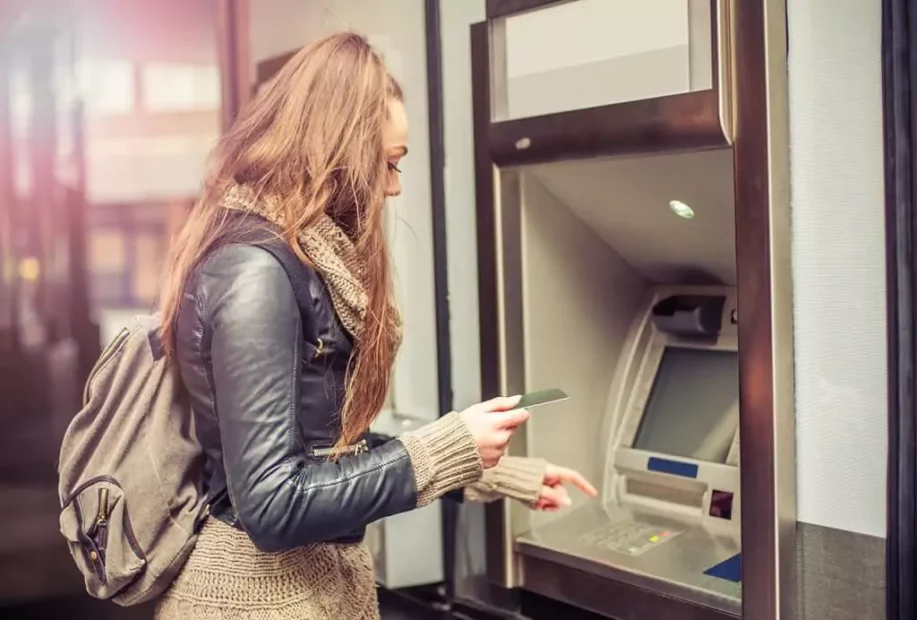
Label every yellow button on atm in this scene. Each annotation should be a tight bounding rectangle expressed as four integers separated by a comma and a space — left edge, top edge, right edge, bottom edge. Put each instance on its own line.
650, 535, 659, 543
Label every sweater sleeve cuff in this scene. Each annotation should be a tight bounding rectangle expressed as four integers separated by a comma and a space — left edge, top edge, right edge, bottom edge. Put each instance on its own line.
399, 412, 483, 507
464, 456, 547, 505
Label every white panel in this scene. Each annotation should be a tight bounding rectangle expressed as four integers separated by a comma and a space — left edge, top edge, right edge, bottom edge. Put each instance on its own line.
789, 0, 887, 537
505, 0, 690, 78
499, 0, 712, 120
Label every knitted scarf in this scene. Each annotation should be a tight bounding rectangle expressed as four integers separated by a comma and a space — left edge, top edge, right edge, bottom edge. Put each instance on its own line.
221, 183, 400, 343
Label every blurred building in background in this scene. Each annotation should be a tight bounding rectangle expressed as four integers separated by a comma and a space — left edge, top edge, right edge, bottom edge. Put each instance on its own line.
0, 1, 235, 614
75, 0, 221, 341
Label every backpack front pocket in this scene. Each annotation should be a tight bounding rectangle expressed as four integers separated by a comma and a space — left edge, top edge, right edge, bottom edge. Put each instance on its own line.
60, 477, 146, 599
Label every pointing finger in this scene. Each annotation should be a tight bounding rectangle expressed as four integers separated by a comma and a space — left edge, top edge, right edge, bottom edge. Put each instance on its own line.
559, 468, 598, 497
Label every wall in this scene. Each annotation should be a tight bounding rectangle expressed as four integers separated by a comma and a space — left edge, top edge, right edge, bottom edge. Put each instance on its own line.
788, 0, 886, 618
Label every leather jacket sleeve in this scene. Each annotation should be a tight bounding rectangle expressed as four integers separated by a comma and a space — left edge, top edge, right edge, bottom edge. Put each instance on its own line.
199, 246, 418, 552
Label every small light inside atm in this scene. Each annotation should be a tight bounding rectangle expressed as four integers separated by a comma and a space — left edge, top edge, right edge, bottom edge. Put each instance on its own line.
669, 200, 695, 219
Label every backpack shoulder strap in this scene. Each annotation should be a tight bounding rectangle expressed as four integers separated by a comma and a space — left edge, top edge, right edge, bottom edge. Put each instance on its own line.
212, 209, 320, 347
251, 237, 320, 346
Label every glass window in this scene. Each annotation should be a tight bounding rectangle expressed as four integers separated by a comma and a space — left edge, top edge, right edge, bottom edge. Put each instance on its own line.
142, 62, 221, 112
89, 230, 126, 274
132, 232, 163, 305
77, 58, 136, 116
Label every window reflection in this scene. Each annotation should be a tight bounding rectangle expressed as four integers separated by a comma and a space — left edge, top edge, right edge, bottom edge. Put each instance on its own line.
77, 58, 135, 117
88, 204, 166, 311
142, 62, 221, 112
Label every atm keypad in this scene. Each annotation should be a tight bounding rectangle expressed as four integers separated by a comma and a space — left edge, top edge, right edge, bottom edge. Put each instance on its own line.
579, 520, 683, 556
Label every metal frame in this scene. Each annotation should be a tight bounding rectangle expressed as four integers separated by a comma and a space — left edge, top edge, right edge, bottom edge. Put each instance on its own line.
732, 2, 795, 620
472, 1, 795, 618
422, 0, 461, 602
486, 0, 573, 20
882, 0, 917, 617
521, 554, 735, 620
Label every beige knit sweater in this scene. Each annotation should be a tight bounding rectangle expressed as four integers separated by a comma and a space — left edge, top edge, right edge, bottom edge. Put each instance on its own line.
399, 411, 546, 506
154, 414, 545, 620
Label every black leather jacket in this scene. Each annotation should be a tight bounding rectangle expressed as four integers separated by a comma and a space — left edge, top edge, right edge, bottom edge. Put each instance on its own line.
174, 238, 419, 552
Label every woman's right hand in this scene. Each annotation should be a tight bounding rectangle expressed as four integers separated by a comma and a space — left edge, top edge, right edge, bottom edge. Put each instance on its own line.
459, 396, 529, 468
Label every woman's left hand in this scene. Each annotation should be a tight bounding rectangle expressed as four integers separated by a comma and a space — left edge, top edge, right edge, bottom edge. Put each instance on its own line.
531, 463, 598, 511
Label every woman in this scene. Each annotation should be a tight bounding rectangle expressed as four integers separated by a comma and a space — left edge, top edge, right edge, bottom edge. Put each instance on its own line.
154, 32, 596, 620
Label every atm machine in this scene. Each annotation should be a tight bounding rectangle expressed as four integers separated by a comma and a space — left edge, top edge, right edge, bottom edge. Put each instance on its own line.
483, 151, 741, 620
465, 1, 765, 619
514, 277, 742, 616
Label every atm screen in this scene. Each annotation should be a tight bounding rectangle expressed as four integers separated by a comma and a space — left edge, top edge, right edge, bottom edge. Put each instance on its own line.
633, 347, 739, 463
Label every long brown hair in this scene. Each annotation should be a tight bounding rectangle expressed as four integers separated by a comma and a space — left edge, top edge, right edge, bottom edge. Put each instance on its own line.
159, 32, 403, 449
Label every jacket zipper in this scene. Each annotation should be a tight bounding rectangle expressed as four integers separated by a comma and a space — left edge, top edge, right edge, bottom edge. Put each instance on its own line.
311, 439, 368, 458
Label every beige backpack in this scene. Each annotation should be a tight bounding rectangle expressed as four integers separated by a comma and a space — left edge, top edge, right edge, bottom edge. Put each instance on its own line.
57, 315, 207, 606
57, 229, 316, 606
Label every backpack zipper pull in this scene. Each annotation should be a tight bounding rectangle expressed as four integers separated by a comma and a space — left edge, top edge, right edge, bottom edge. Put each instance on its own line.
94, 487, 111, 560
97, 487, 110, 526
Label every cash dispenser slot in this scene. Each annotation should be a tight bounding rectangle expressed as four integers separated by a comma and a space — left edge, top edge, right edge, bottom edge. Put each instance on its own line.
651, 295, 726, 338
